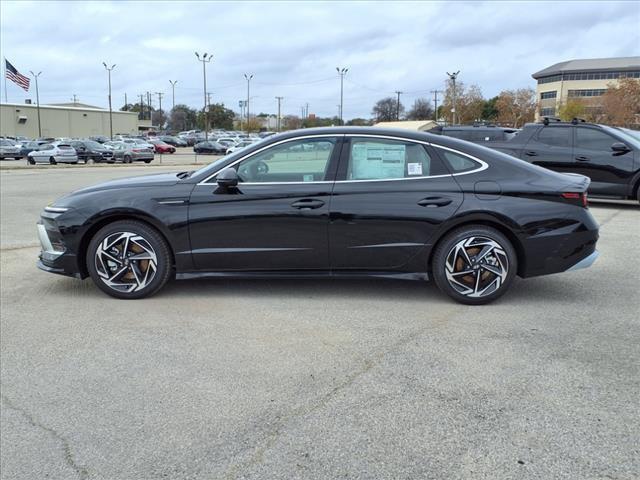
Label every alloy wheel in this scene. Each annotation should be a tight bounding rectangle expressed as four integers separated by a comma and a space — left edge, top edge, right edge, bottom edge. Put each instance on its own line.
444, 236, 509, 298
94, 231, 158, 293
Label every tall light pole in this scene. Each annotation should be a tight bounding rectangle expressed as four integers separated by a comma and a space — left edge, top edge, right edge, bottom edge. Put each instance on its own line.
395, 90, 403, 120
29, 71, 42, 138
446, 70, 460, 125
275, 96, 283, 132
155, 92, 164, 130
102, 63, 116, 139
195, 52, 212, 140
244, 73, 253, 131
169, 80, 178, 110
336, 67, 348, 125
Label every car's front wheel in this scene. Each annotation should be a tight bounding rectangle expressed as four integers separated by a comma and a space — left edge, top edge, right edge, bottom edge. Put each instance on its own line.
432, 226, 517, 305
27, 156, 35, 165
49, 157, 57, 165
86, 220, 173, 299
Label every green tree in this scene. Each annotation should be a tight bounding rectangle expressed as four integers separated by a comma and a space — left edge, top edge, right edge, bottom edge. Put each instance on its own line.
167, 104, 198, 132
557, 99, 587, 122
346, 118, 371, 126
482, 96, 499, 121
207, 103, 235, 130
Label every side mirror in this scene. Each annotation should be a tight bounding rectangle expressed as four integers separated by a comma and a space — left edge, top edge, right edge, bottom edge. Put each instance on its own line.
611, 142, 630, 154
217, 168, 238, 188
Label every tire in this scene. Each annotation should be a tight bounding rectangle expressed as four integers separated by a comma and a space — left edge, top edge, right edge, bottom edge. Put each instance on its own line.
49, 157, 57, 165
144, 159, 152, 164
27, 157, 35, 165
14, 157, 21, 160
431, 225, 517, 305
86, 220, 173, 299
637, 187, 640, 205
124, 155, 132, 164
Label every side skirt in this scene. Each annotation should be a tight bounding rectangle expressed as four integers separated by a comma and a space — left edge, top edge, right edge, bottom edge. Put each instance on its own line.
176, 270, 430, 281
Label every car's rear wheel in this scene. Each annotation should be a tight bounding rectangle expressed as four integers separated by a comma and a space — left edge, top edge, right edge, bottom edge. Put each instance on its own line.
124, 155, 132, 164
49, 157, 57, 165
432, 226, 517, 305
144, 159, 152, 163
86, 220, 172, 299
27, 157, 35, 165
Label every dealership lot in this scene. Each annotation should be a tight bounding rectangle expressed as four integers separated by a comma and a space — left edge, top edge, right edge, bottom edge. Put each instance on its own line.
1, 166, 639, 479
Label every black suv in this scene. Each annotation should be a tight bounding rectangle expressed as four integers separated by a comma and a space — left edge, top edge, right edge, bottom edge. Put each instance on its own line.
488, 119, 640, 203
440, 125, 520, 143
70, 140, 115, 164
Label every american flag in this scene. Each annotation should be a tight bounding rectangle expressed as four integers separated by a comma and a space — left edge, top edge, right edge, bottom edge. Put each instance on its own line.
5, 59, 30, 91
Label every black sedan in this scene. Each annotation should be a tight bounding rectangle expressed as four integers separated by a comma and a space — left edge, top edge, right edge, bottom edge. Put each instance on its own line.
193, 140, 226, 154
70, 140, 115, 163
37, 127, 599, 304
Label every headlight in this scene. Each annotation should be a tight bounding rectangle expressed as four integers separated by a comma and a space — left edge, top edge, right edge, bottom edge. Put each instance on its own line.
44, 206, 70, 213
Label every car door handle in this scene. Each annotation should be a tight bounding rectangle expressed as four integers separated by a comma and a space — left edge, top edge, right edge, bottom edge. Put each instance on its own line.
524, 151, 538, 157
417, 197, 452, 207
575, 156, 590, 162
290, 199, 325, 210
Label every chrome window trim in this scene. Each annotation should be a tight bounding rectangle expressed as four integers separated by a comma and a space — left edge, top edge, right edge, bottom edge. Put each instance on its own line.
196, 133, 488, 186
197, 134, 342, 186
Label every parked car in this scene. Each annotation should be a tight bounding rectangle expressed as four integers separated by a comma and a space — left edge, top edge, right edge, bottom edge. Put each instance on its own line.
226, 139, 258, 154
485, 119, 640, 203
88, 135, 110, 144
109, 142, 154, 163
27, 143, 78, 164
18, 140, 48, 158
148, 139, 176, 154
194, 141, 227, 154
440, 125, 520, 143
37, 126, 599, 303
121, 138, 155, 150
70, 140, 115, 163
0, 139, 23, 160
159, 136, 187, 147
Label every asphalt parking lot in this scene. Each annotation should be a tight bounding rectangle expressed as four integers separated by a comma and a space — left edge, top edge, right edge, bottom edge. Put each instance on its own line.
1, 165, 639, 480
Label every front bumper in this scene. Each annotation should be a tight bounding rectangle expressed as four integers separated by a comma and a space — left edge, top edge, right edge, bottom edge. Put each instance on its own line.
36, 219, 84, 278
567, 250, 599, 271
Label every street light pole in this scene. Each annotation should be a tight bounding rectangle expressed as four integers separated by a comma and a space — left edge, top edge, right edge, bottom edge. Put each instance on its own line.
395, 90, 403, 120
29, 71, 42, 138
169, 80, 178, 110
275, 96, 283, 132
195, 52, 212, 140
244, 73, 253, 132
336, 67, 348, 125
102, 63, 116, 140
155, 92, 164, 130
446, 70, 460, 125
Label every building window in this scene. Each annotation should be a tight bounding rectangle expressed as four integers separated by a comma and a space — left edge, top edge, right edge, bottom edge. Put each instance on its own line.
540, 107, 556, 116
538, 70, 640, 83
540, 91, 557, 100
567, 89, 607, 98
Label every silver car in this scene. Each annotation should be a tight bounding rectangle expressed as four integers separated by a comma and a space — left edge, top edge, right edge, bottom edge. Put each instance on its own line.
27, 142, 78, 165
0, 139, 22, 160
109, 141, 154, 163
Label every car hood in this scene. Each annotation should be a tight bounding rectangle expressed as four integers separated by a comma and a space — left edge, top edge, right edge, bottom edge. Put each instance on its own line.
68, 172, 180, 196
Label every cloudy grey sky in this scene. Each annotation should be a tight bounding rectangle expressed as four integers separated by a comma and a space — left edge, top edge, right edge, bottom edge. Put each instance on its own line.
1, 0, 639, 119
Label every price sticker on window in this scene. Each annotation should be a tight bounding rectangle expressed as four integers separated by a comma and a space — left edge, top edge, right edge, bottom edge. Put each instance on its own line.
407, 162, 423, 176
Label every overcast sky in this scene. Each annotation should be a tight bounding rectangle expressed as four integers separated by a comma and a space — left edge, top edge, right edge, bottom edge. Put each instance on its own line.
1, 1, 639, 119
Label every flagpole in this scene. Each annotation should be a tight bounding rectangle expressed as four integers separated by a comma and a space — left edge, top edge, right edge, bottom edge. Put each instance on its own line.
3, 58, 8, 103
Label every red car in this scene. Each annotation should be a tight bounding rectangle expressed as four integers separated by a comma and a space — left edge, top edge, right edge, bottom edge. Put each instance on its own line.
148, 139, 176, 154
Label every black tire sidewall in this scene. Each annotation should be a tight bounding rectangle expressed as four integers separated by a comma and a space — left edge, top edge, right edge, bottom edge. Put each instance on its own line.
86, 220, 173, 299
432, 226, 517, 305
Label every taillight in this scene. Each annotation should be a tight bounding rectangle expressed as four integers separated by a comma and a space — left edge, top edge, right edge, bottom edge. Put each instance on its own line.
562, 192, 588, 208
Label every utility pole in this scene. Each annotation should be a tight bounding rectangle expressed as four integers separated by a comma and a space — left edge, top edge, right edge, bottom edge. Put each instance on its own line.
336, 67, 348, 125
275, 96, 283, 132
244, 73, 253, 131
169, 80, 177, 110
195, 52, 212, 139
102, 62, 116, 139
139, 94, 144, 122
395, 90, 403, 120
305, 102, 309, 119
146, 91, 152, 126
72, 94, 78, 104
155, 92, 164, 129
124, 92, 128, 111
29, 71, 42, 138
446, 71, 460, 125
430, 89, 443, 121
207, 92, 212, 108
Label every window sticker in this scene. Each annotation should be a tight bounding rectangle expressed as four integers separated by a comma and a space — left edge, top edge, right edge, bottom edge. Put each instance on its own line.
351, 143, 405, 179
407, 162, 423, 176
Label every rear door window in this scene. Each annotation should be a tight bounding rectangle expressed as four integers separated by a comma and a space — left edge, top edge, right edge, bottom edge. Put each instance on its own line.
536, 127, 571, 147
575, 128, 618, 152
438, 149, 481, 173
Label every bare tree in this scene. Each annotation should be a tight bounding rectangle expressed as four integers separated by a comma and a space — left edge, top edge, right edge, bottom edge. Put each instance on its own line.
441, 81, 485, 124
601, 78, 640, 128
495, 88, 536, 128
406, 98, 434, 120
372, 97, 404, 122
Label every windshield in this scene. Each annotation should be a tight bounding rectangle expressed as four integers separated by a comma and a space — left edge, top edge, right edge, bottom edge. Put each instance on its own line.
84, 140, 103, 149
602, 125, 640, 149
